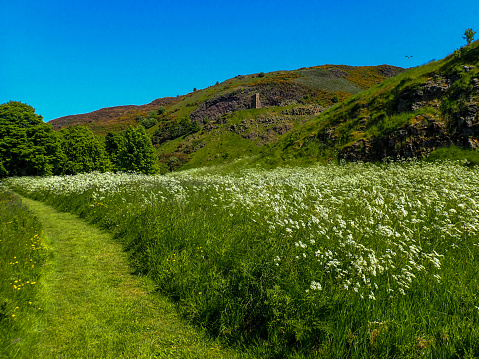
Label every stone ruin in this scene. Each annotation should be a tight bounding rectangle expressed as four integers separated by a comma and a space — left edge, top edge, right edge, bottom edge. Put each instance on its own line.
251, 93, 261, 109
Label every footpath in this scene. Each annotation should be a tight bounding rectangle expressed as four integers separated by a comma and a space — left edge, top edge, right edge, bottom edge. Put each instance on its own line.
20, 196, 241, 359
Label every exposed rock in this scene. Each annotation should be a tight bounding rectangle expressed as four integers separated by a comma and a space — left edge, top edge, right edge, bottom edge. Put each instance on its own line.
339, 118, 452, 161
190, 82, 317, 124
281, 106, 324, 116
279, 99, 298, 107
396, 77, 451, 112
450, 102, 479, 135
190, 89, 253, 124
338, 105, 479, 162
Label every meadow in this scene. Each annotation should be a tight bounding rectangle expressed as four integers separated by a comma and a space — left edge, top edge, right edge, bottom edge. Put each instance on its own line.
4, 160, 479, 358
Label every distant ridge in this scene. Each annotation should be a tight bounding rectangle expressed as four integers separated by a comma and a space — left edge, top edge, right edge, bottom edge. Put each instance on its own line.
50, 97, 181, 134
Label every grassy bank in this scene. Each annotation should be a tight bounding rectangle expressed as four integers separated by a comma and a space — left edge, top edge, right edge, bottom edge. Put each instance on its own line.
5, 161, 479, 358
0, 187, 46, 358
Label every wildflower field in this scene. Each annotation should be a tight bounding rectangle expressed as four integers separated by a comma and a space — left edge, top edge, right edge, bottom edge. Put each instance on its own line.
4, 161, 479, 358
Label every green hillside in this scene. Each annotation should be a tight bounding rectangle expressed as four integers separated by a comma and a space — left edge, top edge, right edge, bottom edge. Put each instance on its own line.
153, 41, 478, 171
263, 40, 479, 167
49, 64, 403, 171
49, 40, 479, 172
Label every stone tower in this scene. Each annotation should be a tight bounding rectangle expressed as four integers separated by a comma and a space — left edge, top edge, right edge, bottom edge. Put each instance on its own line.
251, 93, 261, 109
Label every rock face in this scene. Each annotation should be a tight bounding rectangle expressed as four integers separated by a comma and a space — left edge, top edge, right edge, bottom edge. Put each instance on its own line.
338, 107, 479, 162
396, 76, 451, 113
333, 72, 479, 162
190, 89, 253, 124
339, 117, 452, 161
189, 82, 316, 124
281, 106, 324, 116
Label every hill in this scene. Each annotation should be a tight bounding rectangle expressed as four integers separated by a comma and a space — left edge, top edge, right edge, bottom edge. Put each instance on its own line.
49, 64, 404, 170
50, 97, 181, 134
49, 41, 479, 171
266, 40, 479, 166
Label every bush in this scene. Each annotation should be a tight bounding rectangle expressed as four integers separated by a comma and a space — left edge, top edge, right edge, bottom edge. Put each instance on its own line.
140, 117, 158, 129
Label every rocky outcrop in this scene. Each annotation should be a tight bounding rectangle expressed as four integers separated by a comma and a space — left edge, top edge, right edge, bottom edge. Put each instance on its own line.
338, 108, 479, 162
281, 106, 324, 116
335, 69, 479, 162
339, 117, 452, 161
396, 76, 451, 113
189, 82, 317, 124
225, 116, 296, 145
190, 89, 254, 124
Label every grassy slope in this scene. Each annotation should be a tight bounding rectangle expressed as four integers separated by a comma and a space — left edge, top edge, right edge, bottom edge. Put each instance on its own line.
151, 65, 404, 170
157, 42, 479, 171
11, 196, 244, 358
262, 41, 479, 166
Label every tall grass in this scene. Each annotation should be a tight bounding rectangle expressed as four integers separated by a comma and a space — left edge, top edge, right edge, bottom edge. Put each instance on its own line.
5, 161, 479, 358
0, 187, 46, 357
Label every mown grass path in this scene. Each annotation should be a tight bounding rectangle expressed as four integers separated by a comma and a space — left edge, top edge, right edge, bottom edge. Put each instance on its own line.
20, 196, 241, 359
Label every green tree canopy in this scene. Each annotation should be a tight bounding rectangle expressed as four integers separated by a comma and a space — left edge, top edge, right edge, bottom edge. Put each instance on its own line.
59, 125, 112, 174
115, 125, 159, 174
463, 28, 476, 45
0, 101, 64, 177
105, 131, 126, 166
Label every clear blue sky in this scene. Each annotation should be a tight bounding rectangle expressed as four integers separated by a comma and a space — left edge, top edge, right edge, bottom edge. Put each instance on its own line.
1, 0, 478, 122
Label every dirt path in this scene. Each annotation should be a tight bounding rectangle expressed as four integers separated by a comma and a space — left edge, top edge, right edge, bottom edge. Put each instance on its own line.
21, 196, 241, 358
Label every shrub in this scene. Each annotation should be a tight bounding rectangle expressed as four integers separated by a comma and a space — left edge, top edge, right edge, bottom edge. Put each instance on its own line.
140, 117, 158, 129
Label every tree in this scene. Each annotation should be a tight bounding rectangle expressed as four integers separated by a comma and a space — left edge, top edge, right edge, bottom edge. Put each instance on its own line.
463, 28, 476, 45
0, 101, 64, 177
116, 125, 159, 174
105, 131, 125, 167
59, 125, 112, 174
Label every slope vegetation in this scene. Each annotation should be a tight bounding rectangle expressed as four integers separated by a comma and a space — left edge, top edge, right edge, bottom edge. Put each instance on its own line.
49, 41, 479, 171
49, 65, 403, 169
266, 41, 479, 165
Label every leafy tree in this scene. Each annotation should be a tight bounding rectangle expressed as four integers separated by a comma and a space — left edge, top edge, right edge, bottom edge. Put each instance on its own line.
0, 101, 64, 177
157, 106, 166, 115
59, 125, 112, 174
463, 28, 476, 45
116, 125, 159, 174
105, 131, 125, 167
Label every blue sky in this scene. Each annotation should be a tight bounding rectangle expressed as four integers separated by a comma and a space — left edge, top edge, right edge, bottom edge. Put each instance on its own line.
1, 0, 478, 122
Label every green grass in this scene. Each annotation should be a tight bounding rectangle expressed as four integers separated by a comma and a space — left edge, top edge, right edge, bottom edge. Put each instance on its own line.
0, 187, 46, 359
1, 189, 245, 358
426, 145, 479, 166
5, 161, 479, 358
